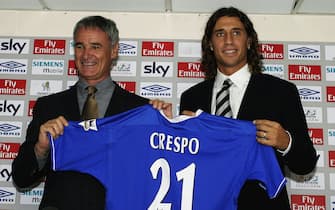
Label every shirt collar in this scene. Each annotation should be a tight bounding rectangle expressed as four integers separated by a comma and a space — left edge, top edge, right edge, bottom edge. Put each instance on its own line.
77, 76, 114, 93
214, 64, 251, 89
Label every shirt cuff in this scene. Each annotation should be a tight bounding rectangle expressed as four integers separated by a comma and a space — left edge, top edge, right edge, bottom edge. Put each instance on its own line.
277, 130, 292, 156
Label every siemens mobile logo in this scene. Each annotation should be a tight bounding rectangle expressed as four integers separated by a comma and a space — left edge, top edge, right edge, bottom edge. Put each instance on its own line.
0, 38, 29, 54
119, 41, 137, 56
261, 64, 284, 79
20, 188, 43, 205
0, 59, 28, 74
32, 59, 65, 75
298, 86, 321, 102
288, 45, 320, 60
140, 82, 172, 98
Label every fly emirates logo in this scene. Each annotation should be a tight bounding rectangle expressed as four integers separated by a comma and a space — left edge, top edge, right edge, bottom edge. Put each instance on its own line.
142, 41, 174, 57
288, 65, 321, 81
259, 43, 284, 59
0, 142, 20, 160
0, 79, 26, 95
291, 195, 325, 210
149, 132, 200, 155
34, 39, 65, 55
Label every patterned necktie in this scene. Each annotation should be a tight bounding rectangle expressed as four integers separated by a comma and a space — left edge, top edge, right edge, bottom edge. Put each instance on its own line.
215, 79, 233, 117
81, 86, 99, 120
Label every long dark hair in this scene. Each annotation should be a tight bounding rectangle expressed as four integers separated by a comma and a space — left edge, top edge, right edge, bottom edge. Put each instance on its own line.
201, 7, 263, 79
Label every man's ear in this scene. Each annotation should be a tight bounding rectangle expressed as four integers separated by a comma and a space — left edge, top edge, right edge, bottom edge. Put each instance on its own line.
209, 43, 214, 51
111, 43, 119, 59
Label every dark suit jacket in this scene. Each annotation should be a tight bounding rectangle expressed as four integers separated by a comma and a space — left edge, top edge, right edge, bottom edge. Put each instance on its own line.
12, 82, 149, 210
180, 73, 318, 210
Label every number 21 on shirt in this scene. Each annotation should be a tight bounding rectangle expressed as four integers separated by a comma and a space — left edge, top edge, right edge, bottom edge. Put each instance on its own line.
148, 158, 196, 210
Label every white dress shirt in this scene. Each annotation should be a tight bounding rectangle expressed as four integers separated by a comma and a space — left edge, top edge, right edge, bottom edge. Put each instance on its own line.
211, 64, 250, 118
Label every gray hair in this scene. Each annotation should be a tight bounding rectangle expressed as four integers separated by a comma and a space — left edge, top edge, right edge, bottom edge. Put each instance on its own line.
73, 15, 119, 46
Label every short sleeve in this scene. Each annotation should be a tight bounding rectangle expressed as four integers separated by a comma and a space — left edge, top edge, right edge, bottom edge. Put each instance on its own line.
247, 143, 286, 198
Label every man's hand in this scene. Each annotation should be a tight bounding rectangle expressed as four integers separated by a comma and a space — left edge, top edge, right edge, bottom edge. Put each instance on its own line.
181, 110, 196, 116
253, 119, 290, 150
149, 99, 173, 118
35, 116, 68, 158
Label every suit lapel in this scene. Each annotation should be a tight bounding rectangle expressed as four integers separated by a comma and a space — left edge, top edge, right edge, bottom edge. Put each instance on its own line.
237, 73, 275, 121
104, 85, 122, 117
201, 79, 215, 113
237, 74, 259, 120
65, 85, 82, 120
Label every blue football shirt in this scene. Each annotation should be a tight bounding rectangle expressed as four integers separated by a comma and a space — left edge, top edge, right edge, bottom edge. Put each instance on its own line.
50, 104, 286, 210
